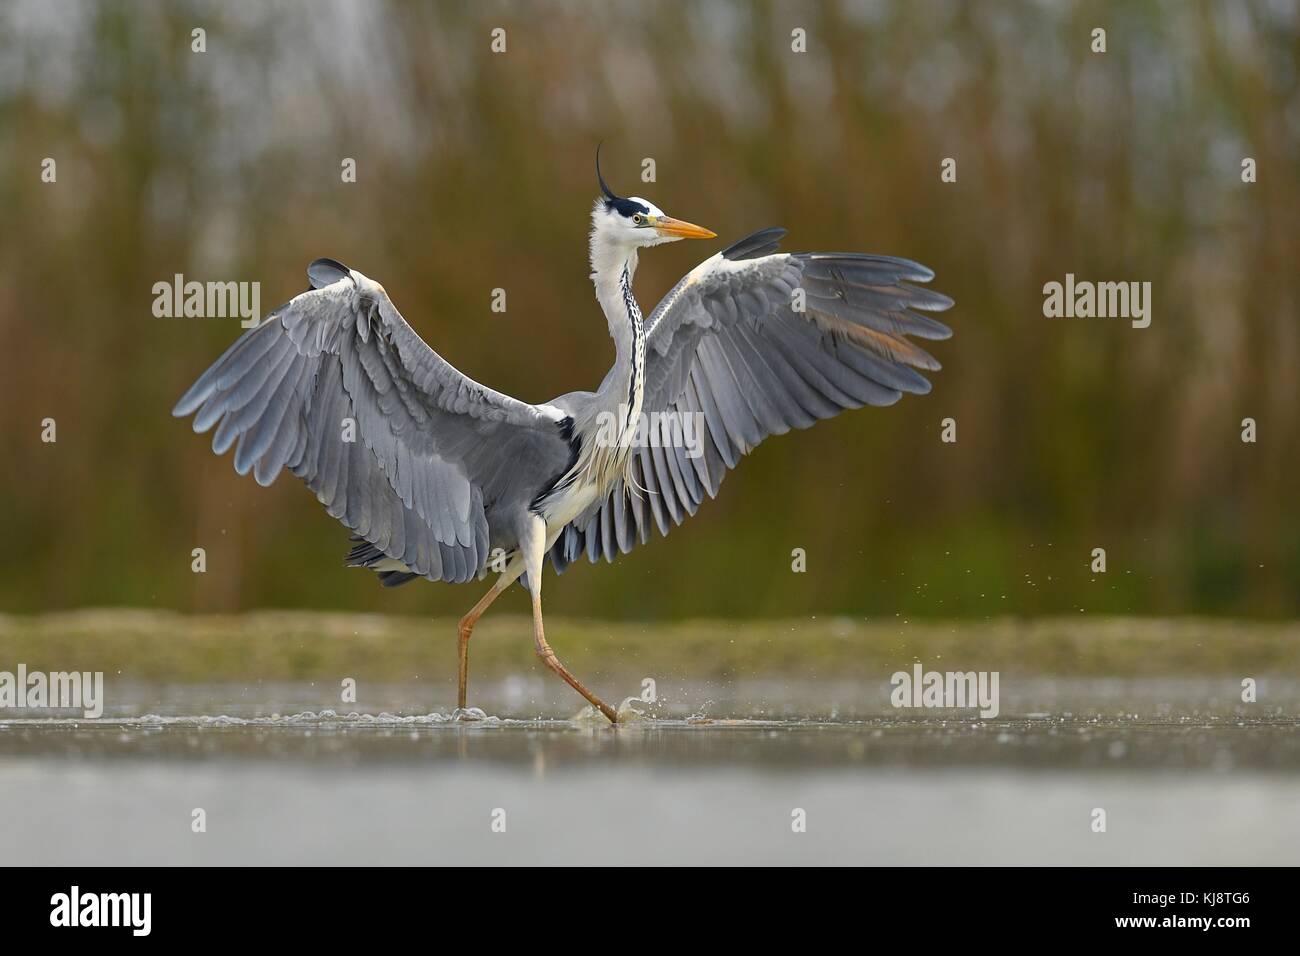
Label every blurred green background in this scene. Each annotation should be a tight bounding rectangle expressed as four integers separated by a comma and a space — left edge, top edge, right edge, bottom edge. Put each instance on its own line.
1, 0, 1297, 621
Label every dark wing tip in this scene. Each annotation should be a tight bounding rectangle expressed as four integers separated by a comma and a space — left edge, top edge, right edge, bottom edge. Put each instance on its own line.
800, 252, 936, 283
922, 318, 954, 341
721, 227, 788, 262
308, 258, 351, 289
907, 288, 955, 313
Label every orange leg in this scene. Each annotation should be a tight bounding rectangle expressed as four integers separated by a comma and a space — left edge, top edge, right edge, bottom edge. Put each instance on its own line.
531, 590, 618, 723
457, 579, 507, 710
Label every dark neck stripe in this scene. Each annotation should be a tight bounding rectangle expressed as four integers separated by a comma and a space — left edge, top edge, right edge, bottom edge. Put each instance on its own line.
620, 266, 644, 421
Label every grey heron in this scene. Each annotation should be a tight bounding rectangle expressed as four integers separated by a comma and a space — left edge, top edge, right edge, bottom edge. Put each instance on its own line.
173, 149, 953, 723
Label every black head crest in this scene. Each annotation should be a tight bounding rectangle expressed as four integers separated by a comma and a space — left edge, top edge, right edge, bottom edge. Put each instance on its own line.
595, 143, 650, 218
596, 141, 619, 202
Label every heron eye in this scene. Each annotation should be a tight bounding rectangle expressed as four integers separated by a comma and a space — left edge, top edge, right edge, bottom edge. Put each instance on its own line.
632, 214, 644, 225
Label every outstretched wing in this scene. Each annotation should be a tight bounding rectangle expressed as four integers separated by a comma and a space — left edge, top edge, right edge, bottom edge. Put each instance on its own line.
550, 228, 953, 570
173, 258, 572, 584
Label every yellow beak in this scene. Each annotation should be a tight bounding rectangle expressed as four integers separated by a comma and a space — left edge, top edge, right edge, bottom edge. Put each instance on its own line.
653, 216, 717, 240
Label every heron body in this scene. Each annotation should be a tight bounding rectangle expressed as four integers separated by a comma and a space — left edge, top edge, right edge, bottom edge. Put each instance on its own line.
173, 152, 953, 722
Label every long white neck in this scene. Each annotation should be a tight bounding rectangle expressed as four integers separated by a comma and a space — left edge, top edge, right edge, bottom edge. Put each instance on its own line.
590, 235, 645, 421
569, 229, 646, 493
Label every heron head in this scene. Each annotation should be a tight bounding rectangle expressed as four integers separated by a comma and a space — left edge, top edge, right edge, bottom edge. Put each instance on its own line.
592, 145, 715, 249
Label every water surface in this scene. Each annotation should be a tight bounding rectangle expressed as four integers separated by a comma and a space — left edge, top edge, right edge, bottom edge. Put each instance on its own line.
2, 678, 1296, 865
